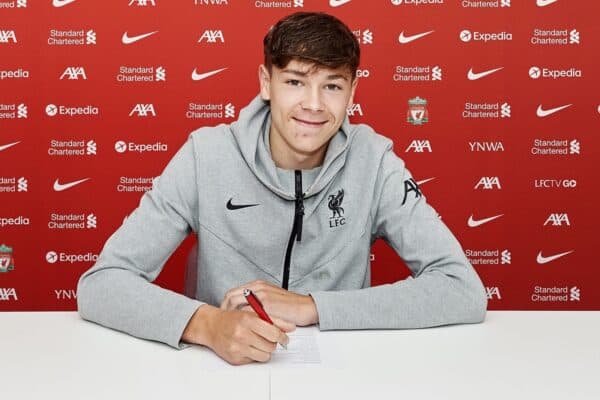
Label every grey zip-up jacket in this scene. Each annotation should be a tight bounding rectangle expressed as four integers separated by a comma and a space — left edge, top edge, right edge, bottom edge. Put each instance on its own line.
77, 95, 487, 349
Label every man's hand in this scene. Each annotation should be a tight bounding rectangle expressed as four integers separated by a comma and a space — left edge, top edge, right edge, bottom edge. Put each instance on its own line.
182, 304, 295, 365
220, 280, 319, 327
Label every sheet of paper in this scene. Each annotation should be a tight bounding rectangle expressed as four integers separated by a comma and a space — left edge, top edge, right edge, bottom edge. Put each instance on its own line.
271, 328, 321, 364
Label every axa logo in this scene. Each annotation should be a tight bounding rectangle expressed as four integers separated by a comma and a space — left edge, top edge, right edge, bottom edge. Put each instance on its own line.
402, 178, 422, 205
128, 0, 156, 5
0, 288, 18, 301
405, 140, 432, 153
198, 30, 224, 43
544, 213, 570, 226
486, 287, 501, 300
469, 141, 505, 152
55, 289, 77, 300
346, 103, 363, 117
129, 103, 156, 117
328, 189, 346, 229
0, 30, 17, 43
474, 176, 501, 190
60, 66, 87, 80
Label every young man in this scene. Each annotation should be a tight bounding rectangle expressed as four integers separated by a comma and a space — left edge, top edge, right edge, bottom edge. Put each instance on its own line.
77, 12, 487, 365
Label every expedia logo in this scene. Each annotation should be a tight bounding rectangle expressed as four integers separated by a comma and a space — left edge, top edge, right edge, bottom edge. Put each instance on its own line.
114, 140, 168, 153
460, 29, 512, 42
528, 66, 582, 80
327, 189, 346, 229
45, 250, 98, 264
0, 216, 30, 227
45, 104, 99, 117
0, 68, 29, 80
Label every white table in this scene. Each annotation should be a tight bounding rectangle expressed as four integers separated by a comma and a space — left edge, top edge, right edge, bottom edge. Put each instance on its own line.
1, 311, 598, 400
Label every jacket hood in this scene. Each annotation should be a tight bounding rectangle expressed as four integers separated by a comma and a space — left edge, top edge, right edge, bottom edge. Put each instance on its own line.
229, 95, 357, 200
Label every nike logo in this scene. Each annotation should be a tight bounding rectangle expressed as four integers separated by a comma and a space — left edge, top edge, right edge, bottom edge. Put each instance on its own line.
536, 0, 559, 7
0, 141, 20, 152
398, 30, 435, 44
467, 214, 503, 228
53, 0, 77, 7
536, 250, 573, 264
536, 104, 572, 117
121, 31, 158, 45
467, 67, 504, 80
416, 177, 436, 186
329, 0, 352, 7
226, 199, 259, 210
191, 67, 227, 81
53, 178, 90, 192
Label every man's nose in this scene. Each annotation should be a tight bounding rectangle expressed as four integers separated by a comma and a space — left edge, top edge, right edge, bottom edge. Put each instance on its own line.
301, 87, 324, 112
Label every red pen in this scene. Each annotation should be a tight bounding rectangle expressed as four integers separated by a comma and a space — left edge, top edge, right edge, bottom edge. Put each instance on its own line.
243, 288, 287, 349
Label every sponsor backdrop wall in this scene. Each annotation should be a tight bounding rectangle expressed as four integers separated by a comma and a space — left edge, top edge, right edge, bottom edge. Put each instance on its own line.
1, 0, 598, 310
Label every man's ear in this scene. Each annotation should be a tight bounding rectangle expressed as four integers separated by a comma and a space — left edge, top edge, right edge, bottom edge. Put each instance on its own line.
347, 77, 359, 108
258, 64, 271, 101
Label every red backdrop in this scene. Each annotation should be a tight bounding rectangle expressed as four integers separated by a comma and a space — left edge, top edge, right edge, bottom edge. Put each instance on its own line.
1, 0, 598, 310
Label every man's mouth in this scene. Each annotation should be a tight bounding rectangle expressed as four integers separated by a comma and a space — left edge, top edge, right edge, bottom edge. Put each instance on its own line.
293, 117, 327, 126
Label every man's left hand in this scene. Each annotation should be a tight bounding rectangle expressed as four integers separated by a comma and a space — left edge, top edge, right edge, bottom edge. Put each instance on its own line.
220, 280, 319, 326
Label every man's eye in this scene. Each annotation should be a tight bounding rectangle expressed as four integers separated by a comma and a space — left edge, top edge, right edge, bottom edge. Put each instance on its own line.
286, 79, 301, 86
325, 84, 342, 90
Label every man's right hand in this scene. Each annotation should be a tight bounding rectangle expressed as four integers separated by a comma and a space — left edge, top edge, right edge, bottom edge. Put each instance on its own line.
181, 304, 295, 365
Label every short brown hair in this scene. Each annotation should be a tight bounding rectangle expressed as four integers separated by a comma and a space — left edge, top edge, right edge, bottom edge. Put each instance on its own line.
263, 12, 360, 79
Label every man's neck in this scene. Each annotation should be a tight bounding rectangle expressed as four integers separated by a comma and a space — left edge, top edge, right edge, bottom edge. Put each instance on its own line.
269, 132, 326, 170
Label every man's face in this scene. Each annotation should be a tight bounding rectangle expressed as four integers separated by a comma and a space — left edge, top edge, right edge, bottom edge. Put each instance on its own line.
259, 59, 357, 169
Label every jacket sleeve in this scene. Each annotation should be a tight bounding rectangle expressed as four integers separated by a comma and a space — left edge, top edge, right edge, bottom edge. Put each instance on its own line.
77, 136, 205, 349
310, 149, 487, 330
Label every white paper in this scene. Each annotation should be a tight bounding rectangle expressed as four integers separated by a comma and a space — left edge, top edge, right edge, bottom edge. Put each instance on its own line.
271, 328, 321, 364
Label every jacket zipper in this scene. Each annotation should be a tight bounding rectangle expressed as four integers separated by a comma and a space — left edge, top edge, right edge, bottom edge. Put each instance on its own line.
282, 170, 304, 290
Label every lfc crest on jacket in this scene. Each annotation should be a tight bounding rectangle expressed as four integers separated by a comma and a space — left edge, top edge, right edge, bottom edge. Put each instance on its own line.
328, 189, 346, 228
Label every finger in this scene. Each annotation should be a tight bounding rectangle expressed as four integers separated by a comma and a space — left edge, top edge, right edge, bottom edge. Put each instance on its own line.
272, 316, 296, 333
220, 287, 243, 309
221, 294, 247, 311
244, 331, 278, 354
244, 344, 272, 363
249, 317, 290, 348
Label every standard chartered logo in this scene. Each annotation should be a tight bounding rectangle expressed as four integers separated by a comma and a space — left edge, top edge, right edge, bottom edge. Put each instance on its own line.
362, 30, 373, 44
86, 213, 97, 229
501, 250, 511, 264
293, 0, 303, 6
17, 177, 28, 192
86, 140, 97, 155
224, 103, 236, 118
86, 30, 96, 44
500, 0, 510, 6
569, 140, 580, 154
431, 66, 442, 80
155, 66, 166, 81
569, 287, 580, 301
569, 29, 580, 44
17, 104, 27, 118
500, 103, 511, 118
17, 0, 28, 7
